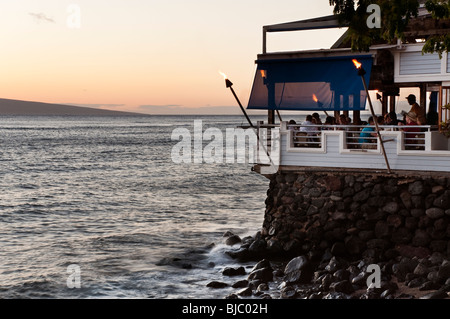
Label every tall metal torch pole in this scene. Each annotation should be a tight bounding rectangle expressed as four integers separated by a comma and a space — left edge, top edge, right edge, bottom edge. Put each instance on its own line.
222, 74, 275, 169
353, 60, 392, 174
225, 79, 254, 128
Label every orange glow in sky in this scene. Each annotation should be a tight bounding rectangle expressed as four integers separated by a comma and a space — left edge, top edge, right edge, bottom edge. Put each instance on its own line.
0, 1, 346, 114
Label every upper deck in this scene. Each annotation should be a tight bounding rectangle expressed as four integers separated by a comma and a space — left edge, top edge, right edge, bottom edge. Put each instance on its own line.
247, 11, 450, 175
253, 122, 450, 176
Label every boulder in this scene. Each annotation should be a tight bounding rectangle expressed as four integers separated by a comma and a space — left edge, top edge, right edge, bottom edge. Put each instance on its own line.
437, 263, 450, 283
281, 286, 297, 299
284, 256, 312, 284
222, 267, 246, 277
232, 280, 249, 289
225, 248, 250, 261
323, 292, 351, 299
251, 259, 272, 272
329, 280, 354, 294
248, 267, 273, 283
225, 235, 242, 246
237, 287, 253, 297
419, 281, 441, 291
419, 291, 448, 299
248, 238, 267, 254
206, 281, 228, 289
409, 181, 424, 195
425, 208, 445, 219
325, 257, 341, 273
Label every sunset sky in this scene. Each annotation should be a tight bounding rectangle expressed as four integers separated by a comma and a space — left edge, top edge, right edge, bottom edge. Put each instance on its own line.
0, 1, 349, 114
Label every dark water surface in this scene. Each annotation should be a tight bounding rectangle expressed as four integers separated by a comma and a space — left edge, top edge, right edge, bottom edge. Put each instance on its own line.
0, 115, 269, 298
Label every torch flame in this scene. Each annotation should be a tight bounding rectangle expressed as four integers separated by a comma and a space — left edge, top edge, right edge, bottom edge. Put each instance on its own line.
352, 59, 362, 69
312, 94, 318, 103
219, 71, 228, 80
260, 70, 267, 78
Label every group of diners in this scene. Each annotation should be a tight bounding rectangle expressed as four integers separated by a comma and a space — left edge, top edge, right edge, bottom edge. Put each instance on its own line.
288, 94, 435, 150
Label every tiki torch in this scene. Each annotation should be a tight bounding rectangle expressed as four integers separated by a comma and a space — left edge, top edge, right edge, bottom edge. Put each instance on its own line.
220, 71, 254, 128
313, 94, 329, 117
353, 59, 392, 174
220, 71, 275, 167
260, 70, 282, 122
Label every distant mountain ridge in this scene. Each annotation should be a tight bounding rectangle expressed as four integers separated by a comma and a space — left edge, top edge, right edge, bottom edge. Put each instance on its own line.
0, 98, 145, 116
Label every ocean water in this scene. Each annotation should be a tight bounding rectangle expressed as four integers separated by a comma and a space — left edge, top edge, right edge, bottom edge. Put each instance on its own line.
0, 115, 270, 299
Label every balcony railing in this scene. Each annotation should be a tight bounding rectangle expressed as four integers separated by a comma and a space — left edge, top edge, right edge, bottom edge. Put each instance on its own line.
287, 124, 438, 151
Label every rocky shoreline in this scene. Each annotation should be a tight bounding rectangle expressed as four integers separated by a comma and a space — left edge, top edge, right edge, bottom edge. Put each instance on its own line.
202, 172, 450, 299
206, 231, 450, 300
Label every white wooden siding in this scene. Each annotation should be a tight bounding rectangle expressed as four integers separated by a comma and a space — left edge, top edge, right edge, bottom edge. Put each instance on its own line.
394, 44, 450, 83
399, 52, 441, 75
278, 130, 450, 173
447, 52, 450, 73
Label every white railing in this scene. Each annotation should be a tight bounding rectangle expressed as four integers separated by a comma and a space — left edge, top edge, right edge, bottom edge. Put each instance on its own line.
287, 124, 438, 151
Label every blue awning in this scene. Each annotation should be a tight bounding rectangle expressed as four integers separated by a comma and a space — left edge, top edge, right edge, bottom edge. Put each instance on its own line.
247, 55, 373, 111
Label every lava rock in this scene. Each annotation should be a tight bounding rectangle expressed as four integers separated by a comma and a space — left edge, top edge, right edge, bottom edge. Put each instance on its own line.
232, 280, 249, 289
284, 256, 312, 284
248, 267, 273, 283
392, 258, 418, 282
248, 238, 267, 255
323, 292, 350, 299
251, 259, 272, 272
225, 235, 242, 246
237, 287, 253, 297
407, 277, 427, 288
207, 281, 229, 289
409, 181, 424, 195
281, 286, 297, 299
325, 257, 341, 273
223, 267, 246, 277
419, 291, 448, 299
413, 262, 429, 277
321, 274, 333, 290
329, 280, 354, 294
351, 271, 368, 287
225, 248, 250, 261
331, 242, 347, 256
308, 292, 324, 299
425, 208, 445, 219
256, 283, 269, 292
333, 269, 350, 282
419, 281, 441, 291
437, 263, 450, 283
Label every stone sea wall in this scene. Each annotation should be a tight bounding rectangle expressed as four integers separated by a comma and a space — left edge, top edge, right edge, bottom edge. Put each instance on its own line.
217, 171, 450, 299
260, 171, 450, 259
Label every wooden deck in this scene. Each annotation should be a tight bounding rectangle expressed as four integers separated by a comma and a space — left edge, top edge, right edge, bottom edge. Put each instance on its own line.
255, 122, 450, 174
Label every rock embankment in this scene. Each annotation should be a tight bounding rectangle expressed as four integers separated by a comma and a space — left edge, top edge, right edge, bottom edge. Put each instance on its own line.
213, 231, 450, 299
261, 173, 450, 259
210, 171, 450, 299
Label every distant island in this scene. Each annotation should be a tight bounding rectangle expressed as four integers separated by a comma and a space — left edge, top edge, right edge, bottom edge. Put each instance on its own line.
0, 98, 145, 116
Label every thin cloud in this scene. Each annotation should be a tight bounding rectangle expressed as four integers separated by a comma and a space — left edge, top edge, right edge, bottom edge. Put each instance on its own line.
139, 105, 183, 109
68, 103, 126, 108
29, 12, 55, 24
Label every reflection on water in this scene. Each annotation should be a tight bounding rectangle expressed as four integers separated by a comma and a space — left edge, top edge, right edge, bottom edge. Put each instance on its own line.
0, 115, 268, 298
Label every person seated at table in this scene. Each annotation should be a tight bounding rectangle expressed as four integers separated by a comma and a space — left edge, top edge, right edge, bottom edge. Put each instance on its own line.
300, 115, 317, 135
300, 115, 320, 147
399, 111, 422, 149
312, 113, 323, 125
338, 114, 349, 126
358, 116, 377, 149
384, 111, 399, 127
323, 116, 336, 130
